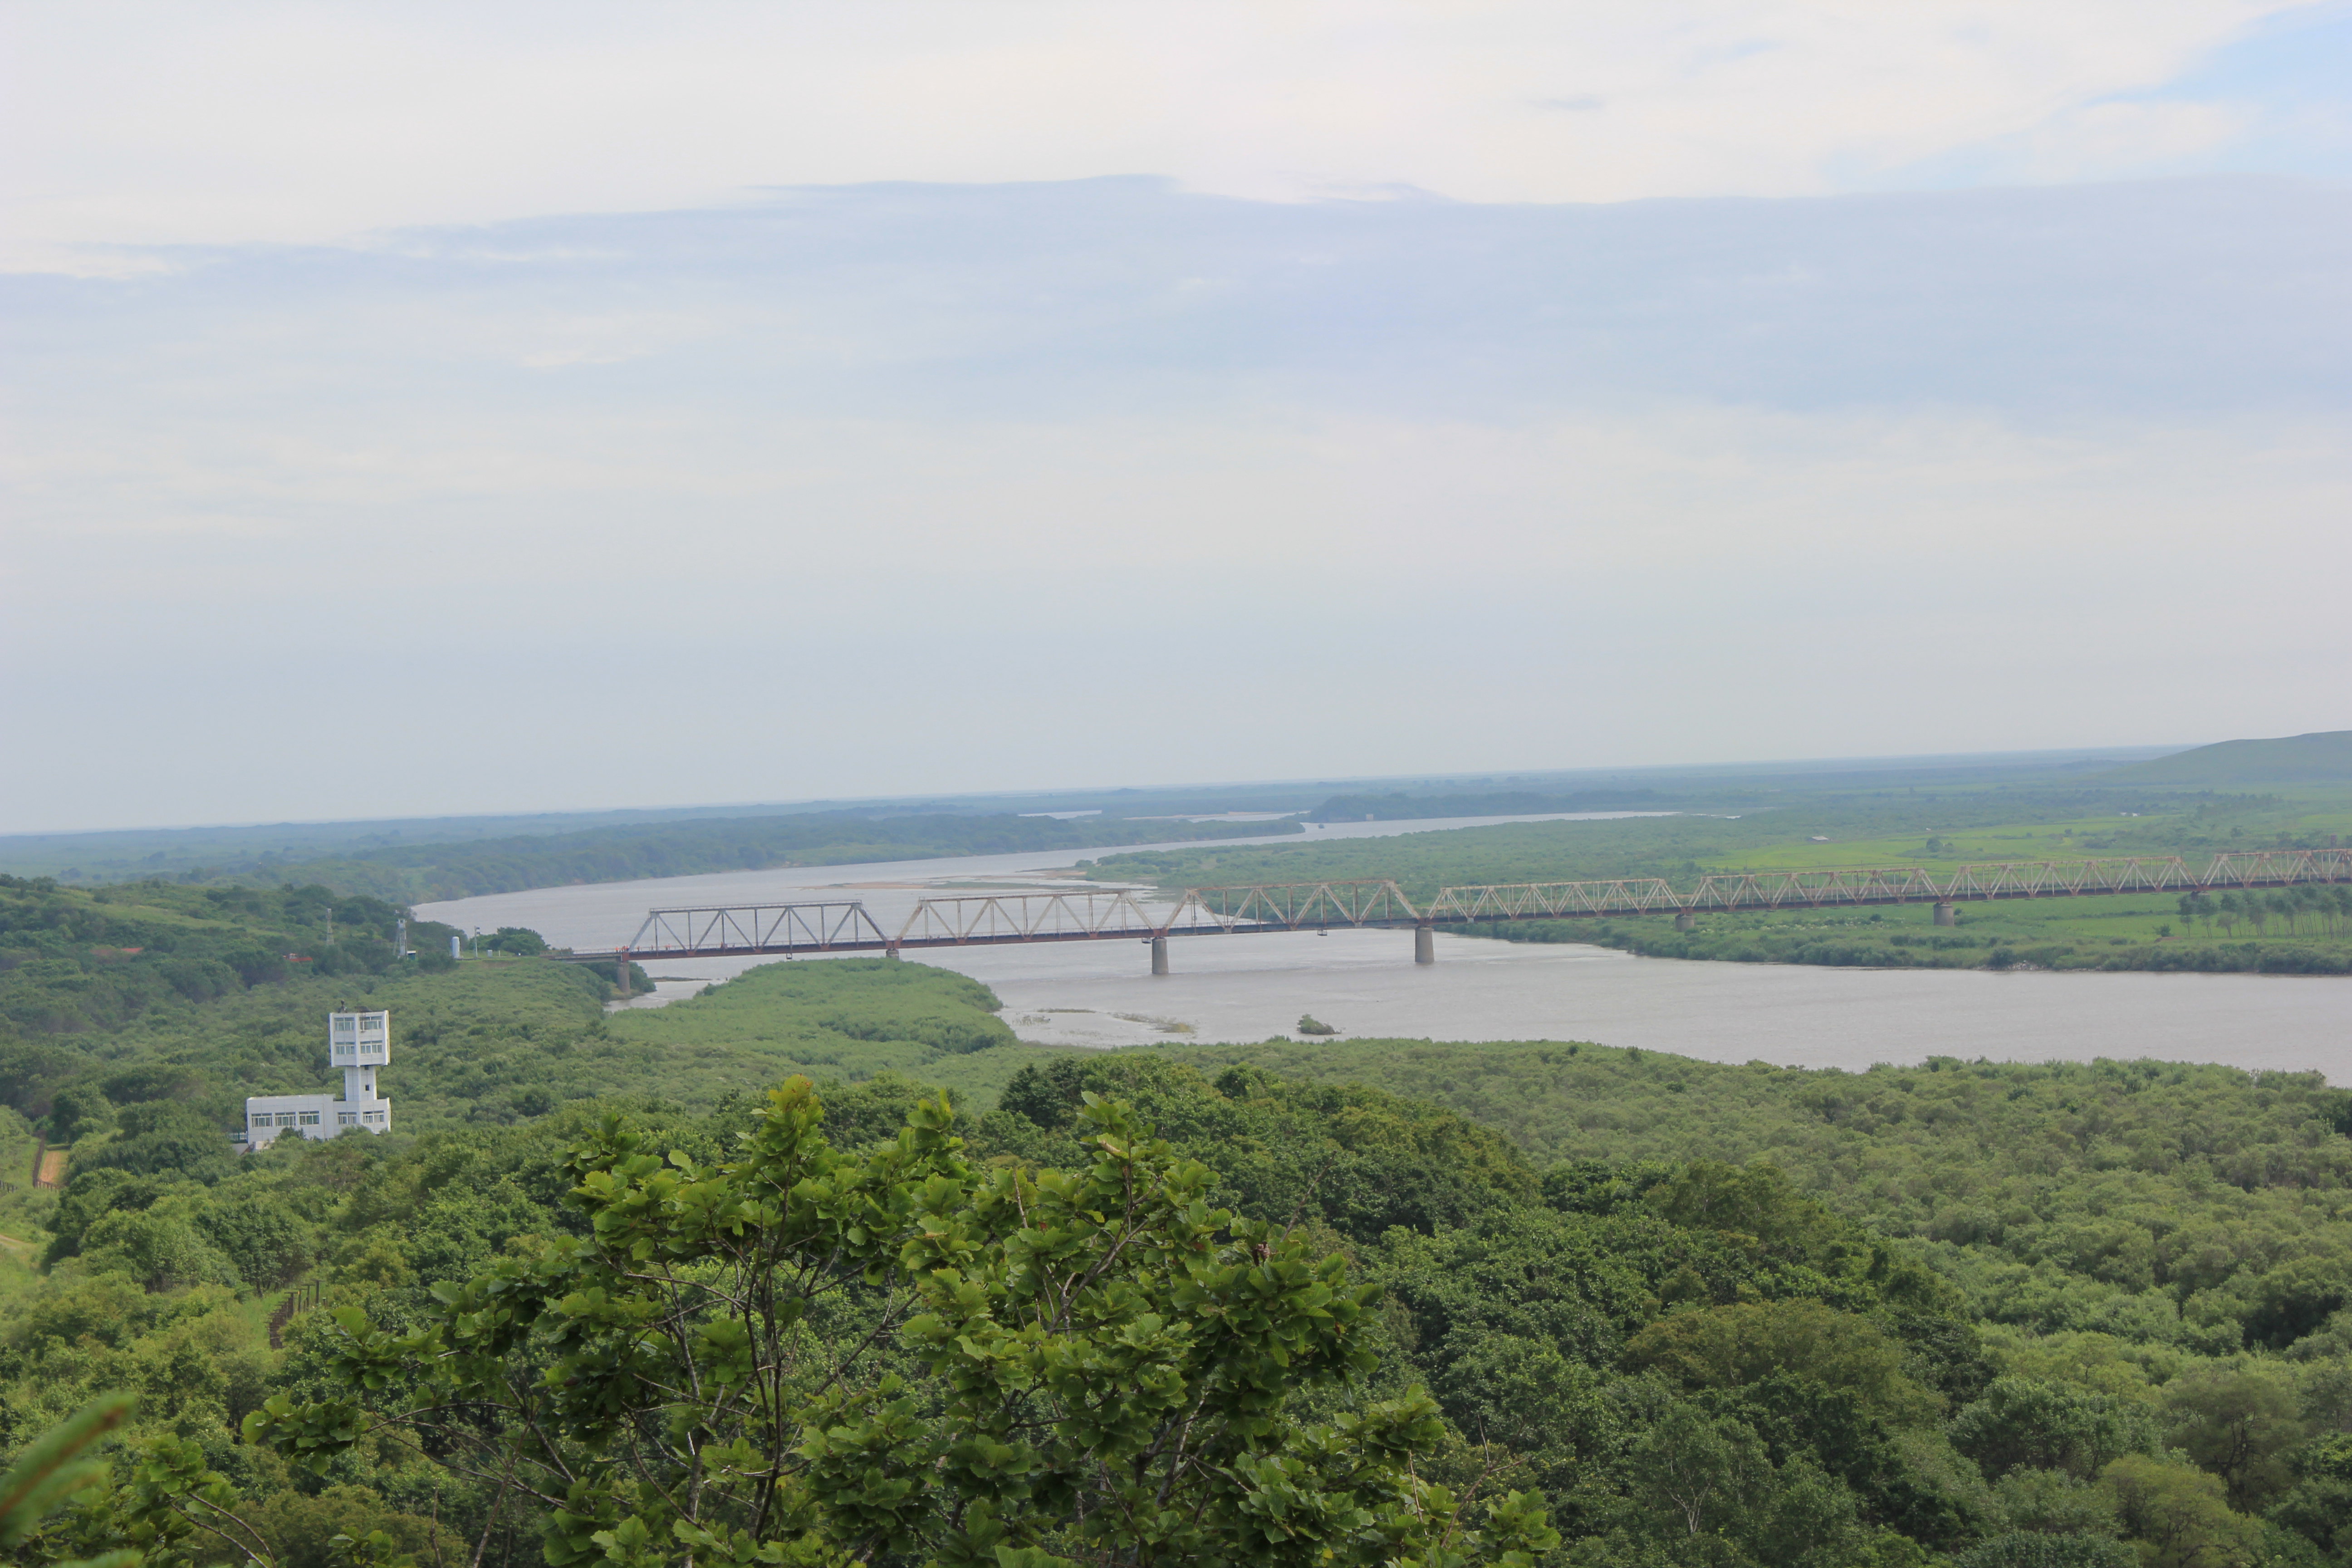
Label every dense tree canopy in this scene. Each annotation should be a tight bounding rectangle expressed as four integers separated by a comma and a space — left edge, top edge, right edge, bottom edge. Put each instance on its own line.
0, 951, 2347, 1568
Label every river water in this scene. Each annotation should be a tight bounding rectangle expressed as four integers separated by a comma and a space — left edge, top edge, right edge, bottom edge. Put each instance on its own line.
415, 814, 2352, 1081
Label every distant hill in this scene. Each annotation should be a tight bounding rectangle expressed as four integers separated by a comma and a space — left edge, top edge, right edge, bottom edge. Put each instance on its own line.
2102, 730, 2352, 786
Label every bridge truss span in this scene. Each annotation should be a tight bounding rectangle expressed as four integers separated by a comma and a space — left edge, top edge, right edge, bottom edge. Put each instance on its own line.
896, 890, 1160, 947
2198, 848, 2352, 889
1161, 879, 1421, 935
623, 901, 893, 956
579, 849, 2352, 968
1423, 879, 1680, 921
1681, 868, 1947, 911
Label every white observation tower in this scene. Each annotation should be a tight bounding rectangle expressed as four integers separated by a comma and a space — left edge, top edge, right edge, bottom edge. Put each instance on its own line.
242, 1009, 394, 1148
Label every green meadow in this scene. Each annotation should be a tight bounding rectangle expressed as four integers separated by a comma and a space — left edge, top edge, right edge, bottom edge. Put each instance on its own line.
1084, 788, 2352, 974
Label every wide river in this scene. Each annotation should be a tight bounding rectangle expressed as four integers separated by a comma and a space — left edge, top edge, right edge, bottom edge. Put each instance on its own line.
416, 814, 2352, 1081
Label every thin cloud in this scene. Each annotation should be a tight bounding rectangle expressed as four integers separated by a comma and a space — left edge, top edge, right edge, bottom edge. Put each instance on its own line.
0, 1, 2322, 269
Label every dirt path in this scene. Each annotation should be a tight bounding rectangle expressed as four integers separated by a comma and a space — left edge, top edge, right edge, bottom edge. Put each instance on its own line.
34, 1149, 67, 1188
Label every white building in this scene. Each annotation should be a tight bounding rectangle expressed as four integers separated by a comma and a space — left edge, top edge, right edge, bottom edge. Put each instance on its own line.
241, 1009, 393, 1148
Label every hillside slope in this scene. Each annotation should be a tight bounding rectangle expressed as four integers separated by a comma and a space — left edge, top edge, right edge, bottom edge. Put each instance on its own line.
2104, 730, 2352, 786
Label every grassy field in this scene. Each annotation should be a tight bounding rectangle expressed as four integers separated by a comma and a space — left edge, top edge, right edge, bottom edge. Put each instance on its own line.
1081, 790, 2352, 973
1087, 800, 2352, 893
601, 957, 1076, 1112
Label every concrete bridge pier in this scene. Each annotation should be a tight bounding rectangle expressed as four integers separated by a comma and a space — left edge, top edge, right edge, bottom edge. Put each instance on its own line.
1150, 937, 1170, 975
1414, 925, 1436, 965
613, 949, 631, 1000
1933, 902, 1957, 926
1673, 911, 1696, 931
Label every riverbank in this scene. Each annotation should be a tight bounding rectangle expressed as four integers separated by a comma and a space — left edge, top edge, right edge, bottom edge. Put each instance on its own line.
1080, 802, 2352, 977
1482, 916, 2352, 974
415, 811, 2352, 1080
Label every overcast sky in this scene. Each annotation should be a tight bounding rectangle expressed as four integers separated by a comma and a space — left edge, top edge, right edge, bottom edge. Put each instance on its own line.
4, 1, 2350, 832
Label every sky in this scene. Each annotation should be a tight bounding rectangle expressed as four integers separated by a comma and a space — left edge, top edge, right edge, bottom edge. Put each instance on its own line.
4, 1, 2351, 833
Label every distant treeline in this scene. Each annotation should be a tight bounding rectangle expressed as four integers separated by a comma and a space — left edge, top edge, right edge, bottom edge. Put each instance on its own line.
183, 810, 1302, 903
1308, 788, 1668, 821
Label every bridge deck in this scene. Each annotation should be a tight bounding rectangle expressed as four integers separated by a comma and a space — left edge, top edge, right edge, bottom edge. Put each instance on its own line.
565, 850, 2352, 963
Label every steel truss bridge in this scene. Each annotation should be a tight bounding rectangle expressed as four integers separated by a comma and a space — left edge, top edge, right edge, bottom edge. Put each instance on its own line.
570, 848, 2352, 971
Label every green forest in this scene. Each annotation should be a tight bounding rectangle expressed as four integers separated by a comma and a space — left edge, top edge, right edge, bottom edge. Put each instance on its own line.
5, 870, 2352, 1567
